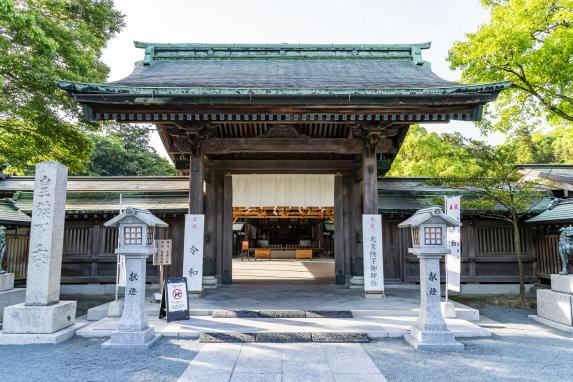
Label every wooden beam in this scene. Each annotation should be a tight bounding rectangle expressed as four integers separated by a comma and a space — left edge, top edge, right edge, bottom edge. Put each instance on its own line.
170, 138, 395, 155
206, 160, 360, 173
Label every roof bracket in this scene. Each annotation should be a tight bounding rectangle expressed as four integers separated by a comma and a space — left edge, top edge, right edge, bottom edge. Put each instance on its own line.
143, 45, 155, 66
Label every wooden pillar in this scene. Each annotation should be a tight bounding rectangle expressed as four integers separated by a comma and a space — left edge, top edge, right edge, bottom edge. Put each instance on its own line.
343, 174, 352, 279
362, 150, 378, 214
222, 174, 233, 284
189, 151, 204, 214
334, 174, 345, 284
214, 171, 224, 282
203, 171, 217, 276
350, 171, 363, 272
166, 216, 185, 278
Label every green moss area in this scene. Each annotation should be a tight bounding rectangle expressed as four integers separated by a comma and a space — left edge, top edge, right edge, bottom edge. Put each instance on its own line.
449, 294, 537, 310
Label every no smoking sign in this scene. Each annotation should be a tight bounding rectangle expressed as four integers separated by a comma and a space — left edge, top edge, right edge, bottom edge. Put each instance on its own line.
172, 288, 183, 299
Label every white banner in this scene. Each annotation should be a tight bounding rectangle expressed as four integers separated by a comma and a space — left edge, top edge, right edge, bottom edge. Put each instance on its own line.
445, 196, 461, 292
182, 214, 204, 293
362, 214, 385, 294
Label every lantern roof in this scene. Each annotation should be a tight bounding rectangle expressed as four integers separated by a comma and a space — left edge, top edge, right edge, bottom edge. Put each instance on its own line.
104, 206, 168, 228
397, 206, 461, 229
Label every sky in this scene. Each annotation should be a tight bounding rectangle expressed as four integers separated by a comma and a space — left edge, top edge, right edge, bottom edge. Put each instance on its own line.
101, 0, 505, 160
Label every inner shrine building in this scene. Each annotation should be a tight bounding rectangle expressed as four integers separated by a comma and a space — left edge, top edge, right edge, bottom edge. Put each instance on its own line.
57, 42, 509, 286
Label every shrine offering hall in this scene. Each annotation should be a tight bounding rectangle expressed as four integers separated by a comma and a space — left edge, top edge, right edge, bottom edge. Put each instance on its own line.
56, 42, 508, 286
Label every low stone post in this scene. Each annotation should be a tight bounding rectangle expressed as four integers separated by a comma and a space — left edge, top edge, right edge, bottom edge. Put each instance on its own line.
102, 207, 168, 348
398, 207, 464, 351
2, 161, 77, 342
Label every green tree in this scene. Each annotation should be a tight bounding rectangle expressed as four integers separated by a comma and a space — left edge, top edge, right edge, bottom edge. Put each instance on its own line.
0, 0, 124, 174
80, 125, 175, 176
427, 140, 547, 301
388, 125, 481, 177
448, 0, 573, 131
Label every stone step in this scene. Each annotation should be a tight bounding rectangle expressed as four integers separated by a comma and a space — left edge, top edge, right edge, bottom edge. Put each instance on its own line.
212, 310, 353, 318
199, 331, 369, 343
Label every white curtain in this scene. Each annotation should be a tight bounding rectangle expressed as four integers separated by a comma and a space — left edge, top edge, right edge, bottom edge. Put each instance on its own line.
232, 174, 334, 208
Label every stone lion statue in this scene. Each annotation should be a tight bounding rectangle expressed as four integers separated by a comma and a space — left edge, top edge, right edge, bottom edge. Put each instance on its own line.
559, 226, 573, 275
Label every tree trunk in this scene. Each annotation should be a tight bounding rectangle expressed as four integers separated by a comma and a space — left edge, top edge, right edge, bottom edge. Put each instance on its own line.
512, 211, 525, 301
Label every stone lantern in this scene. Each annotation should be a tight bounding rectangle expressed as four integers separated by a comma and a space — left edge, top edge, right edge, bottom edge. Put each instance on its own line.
102, 207, 168, 348
398, 206, 463, 351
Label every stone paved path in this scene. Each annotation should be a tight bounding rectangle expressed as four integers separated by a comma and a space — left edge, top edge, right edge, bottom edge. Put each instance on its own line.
177, 342, 387, 382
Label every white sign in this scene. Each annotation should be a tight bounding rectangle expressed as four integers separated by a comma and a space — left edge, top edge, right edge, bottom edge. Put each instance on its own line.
166, 279, 189, 313
362, 214, 385, 294
445, 196, 461, 292
154, 239, 172, 266
182, 214, 204, 292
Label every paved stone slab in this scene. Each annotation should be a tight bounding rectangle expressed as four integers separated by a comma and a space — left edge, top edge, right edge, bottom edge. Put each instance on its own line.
230, 373, 282, 382
306, 311, 353, 318
259, 310, 306, 318
177, 343, 242, 382
233, 343, 283, 374
322, 343, 381, 374
199, 332, 256, 343
312, 332, 369, 343
256, 332, 313, 343
177, 342, 387, 381
334, 373, 388, 382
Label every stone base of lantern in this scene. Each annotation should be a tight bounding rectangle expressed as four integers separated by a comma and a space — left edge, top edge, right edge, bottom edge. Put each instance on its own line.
102, 326, 160, 349
404, 326, 464, 351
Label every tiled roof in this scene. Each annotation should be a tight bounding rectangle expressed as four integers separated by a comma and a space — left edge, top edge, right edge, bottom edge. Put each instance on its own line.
56, 42, 510, 99
0, 199, 31, 225
0, 176, 189, 194
526, 199, 573, 223
13, 192, 188, 214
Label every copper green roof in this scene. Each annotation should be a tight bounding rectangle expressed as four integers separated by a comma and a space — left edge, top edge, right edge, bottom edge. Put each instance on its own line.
526, 199, 573, 224
56, 42, 510, 118
0, 199, 31, 225
12, 192, 188, 215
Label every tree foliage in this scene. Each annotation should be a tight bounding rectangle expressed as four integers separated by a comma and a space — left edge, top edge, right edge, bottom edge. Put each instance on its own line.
426, 140, 547, 300
0, 0, 124, 174
448, 0, 573, 131
78, 125, 176, 176
388, 125, 482, 177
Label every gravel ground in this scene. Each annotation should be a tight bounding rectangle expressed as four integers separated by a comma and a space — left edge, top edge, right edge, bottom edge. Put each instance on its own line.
0, 337, 200, 382
364, 304, 573, 382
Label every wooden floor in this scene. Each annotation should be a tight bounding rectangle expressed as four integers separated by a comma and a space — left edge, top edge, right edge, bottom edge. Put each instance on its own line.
232, 258, 335, 285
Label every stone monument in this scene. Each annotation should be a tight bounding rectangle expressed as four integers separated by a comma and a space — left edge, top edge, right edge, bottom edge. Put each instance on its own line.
102, 207, 168, 348
0, 226, 26, 323
398, 207, 464, 351
530, 226, 573, 332
2, 161, 78, 343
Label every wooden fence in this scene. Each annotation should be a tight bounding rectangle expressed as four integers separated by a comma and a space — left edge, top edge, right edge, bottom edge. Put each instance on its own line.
5, 234, 29, 276
535, 235, 561, 280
